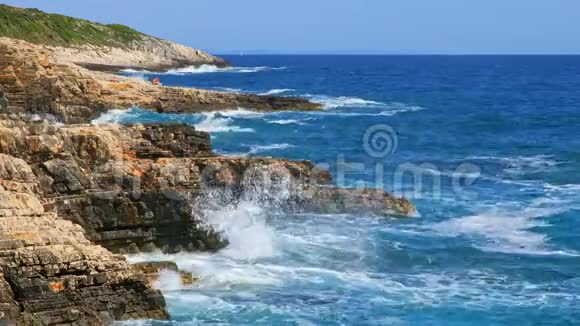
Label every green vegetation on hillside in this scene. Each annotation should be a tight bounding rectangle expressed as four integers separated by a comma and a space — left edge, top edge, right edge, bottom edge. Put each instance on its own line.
0, 4, 147, 47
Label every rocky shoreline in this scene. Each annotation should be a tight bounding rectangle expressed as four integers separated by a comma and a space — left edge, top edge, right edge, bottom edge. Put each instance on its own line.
0, 114, 415, 324
0, 37, 321, 124
0, 35, 414, 325
0, 151, 168, 324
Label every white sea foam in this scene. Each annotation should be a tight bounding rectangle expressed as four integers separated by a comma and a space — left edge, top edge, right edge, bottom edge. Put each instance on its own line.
214, 108, 265, 118
303, 95, 426, 116
194, 112, 255, 133
430, 204, 577, 256
166, 64, 226, 74
128, 247, 578, 310
267, 117, 314, 125
543, 183, 580, 194
92, 108, 263, 133
153, 270, 187, 292
306, 94, 385, 109
145, 253, 284, 289
377, 102, 427, 115
191, 166, 303, 262
124, 203, 580, 320
408, 165, 482, 179
247, 143, 295, 155
202, 201, 278, 260
269, 119, 301, 125
236, 66, 286, 73
541, 183, 580, 210
91, 109, 136, 124
122, 65, 286, 76
370, 270, 578, 308
327, 104, 426, 117
467, 155, 562, 175
259, 88, 295, 96
210, 87, 244, 93
119, 68, 149, 74
193, 108, 267, 133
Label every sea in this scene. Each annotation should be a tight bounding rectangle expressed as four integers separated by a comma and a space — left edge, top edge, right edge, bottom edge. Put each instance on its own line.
105, 55, 580, 325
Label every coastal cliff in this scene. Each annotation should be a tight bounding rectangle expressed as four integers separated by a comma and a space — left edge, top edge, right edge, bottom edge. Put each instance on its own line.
0, 152, 168, 324
0, 5, 414, 324
0, 113, 415, 324
0, 116, 415, 255
0, 4, 227, 71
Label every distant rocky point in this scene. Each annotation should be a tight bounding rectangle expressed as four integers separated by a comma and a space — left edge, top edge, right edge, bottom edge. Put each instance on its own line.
0, 4, 227, 71
0, 4, 322, 123
0, 37, 322, 123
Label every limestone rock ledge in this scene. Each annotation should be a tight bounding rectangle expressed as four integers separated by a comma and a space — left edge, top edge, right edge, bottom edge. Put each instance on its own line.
0, 154, 168, 325
0, 115, 415, 256
0, 37, 321, 124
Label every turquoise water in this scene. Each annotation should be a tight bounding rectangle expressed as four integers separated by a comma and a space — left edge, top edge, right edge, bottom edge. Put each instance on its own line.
112, 56, 580, 325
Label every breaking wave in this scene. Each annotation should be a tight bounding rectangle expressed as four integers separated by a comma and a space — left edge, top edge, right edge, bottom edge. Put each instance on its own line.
121, 65, 286, 76
91, 108, 261, 133
467, 155, 562, 175
194, 112, 255, 133
247, 143, 295, 155
259, 88, 295, 96
430, 202, 577, 256
191, 167, 297, 261
123, 204, 580, 325
267, 118, 312, 125
306, 94, 386, 109
91, 109, 138, 124
303, 94, 427, 115
210, 108, 265, 118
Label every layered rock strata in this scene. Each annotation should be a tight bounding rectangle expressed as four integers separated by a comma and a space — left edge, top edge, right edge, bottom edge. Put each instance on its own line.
0, 37, 321, 124
0, 153, 168, 325
0, 115, 414, 256
57, 36, 230, 72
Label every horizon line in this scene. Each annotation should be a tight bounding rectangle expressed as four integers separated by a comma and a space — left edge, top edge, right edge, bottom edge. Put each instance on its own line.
213, 51, 580, 56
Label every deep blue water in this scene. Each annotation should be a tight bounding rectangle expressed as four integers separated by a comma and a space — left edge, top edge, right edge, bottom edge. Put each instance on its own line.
111, 56, 580, 325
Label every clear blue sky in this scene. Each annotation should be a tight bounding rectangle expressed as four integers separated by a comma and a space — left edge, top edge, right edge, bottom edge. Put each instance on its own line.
2, 0, 580, 54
